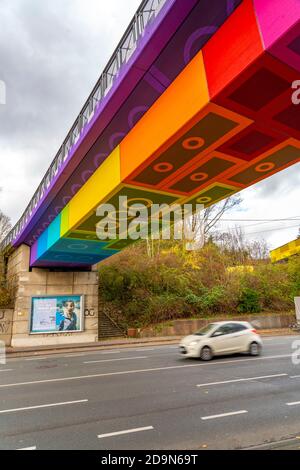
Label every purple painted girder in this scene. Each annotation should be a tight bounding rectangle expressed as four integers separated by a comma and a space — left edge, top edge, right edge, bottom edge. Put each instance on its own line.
13, 0, 196, 246
14, 0, 242, 248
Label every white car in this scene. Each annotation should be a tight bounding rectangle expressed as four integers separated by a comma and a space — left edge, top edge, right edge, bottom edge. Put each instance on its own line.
179, 321, 262, 360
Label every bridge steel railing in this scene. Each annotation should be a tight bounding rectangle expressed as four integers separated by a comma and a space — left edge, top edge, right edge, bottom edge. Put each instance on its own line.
2, 0, 167, 252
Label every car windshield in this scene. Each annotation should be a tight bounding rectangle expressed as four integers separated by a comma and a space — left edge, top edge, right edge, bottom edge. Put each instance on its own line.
194, 323, 216, 336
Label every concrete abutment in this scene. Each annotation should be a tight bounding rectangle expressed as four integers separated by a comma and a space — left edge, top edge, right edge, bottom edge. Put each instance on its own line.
6, 245, 99, 347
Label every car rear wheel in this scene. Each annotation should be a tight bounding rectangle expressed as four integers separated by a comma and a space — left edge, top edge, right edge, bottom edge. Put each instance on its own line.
200, 346, 213, 361
249, 342, 261, 356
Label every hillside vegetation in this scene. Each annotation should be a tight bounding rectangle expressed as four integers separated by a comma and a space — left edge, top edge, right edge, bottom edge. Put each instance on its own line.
99, 240, 298, 330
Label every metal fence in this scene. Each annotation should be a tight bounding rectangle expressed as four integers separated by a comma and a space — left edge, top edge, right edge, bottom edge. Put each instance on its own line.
2, 0, 168, 250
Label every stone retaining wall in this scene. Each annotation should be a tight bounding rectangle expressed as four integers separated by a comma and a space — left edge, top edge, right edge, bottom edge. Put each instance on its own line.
140, 313, 296, 338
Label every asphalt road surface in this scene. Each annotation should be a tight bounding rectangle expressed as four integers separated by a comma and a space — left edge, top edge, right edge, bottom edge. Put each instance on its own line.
1, 335, 300, 450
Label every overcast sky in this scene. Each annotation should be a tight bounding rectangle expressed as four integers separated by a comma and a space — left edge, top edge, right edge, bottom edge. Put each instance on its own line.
0, 0, 299, 251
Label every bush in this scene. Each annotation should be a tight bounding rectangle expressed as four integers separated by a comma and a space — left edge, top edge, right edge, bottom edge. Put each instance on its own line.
0, 285, 11, 307
185, 293, 202, 306
287, 256, 300, 299
238, 288, 261, 313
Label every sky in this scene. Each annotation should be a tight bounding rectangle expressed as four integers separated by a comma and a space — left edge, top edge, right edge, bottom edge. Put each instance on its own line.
0, 0, 299, 251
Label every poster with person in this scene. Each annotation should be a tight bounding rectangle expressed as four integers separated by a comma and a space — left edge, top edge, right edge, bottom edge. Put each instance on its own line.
30, 295, 84, 334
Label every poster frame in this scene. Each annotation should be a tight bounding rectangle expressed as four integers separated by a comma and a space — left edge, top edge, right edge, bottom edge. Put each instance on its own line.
29, 295, 85, 335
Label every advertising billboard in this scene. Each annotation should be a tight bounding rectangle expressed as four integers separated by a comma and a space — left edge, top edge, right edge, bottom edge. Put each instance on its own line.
30, 295, 84, 334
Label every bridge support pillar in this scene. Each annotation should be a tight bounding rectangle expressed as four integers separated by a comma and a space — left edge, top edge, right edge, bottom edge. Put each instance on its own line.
6, 245, 99, 348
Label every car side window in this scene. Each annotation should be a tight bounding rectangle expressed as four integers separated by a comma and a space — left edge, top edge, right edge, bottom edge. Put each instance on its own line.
212, 324, 234, 336
213, 323, 247, 336
230, 324, 247, 333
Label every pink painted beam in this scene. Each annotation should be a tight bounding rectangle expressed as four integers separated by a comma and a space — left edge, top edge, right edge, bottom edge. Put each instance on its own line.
254, 0, 300, 72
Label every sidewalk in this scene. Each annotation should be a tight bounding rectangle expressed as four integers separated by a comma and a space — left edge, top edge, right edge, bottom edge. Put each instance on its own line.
6, 335, 182, 358
5, 328, 298, 358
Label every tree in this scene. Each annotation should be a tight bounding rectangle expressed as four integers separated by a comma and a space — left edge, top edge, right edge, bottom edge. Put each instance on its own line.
180, 194, 243, 252
214, 225, 250, 265
248, 239, 269, 261
0, 210, 11, 282
145, 195, 243, 257
202, 195, 242, 239
214, 225, 270, 264
0, 210, 11, 242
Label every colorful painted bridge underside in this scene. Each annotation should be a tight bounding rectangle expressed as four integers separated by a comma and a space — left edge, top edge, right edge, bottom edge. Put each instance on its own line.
11, 0, 243, 248
271, 238, 300, 263
29, 0, 300, 267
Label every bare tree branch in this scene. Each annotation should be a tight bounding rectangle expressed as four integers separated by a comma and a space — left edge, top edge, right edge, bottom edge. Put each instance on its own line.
203, 195, 242, 237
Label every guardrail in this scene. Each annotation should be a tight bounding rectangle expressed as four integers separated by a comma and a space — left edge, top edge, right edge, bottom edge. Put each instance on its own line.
2, 0, 168, 250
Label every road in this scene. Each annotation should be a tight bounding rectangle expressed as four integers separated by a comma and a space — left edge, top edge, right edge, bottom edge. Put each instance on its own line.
1, 335, 300, 450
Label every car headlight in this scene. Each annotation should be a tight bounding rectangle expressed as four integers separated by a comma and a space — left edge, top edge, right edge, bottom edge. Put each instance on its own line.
189, 340, 200, 346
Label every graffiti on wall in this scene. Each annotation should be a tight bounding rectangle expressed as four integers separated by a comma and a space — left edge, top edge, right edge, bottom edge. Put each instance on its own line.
0, 310, 13, 346
84, 308, 95, 317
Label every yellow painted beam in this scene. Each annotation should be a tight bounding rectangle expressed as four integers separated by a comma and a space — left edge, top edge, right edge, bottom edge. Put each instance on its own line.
68, 146, 121, 232
270, 238, 300, 262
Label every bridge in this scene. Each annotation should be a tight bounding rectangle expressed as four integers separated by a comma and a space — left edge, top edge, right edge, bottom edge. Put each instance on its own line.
3, 0, 300, 269
271, 238, 300, 263
2, 0, 300, 347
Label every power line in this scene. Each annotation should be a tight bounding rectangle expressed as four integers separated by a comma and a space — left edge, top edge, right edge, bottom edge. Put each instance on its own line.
215, 217, 300, 222
220, 219, 300, 229
230, 224, 300, 236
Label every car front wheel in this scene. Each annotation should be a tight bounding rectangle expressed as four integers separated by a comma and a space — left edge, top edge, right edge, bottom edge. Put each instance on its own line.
249, 342, 261, 356
200, 346, 213, 361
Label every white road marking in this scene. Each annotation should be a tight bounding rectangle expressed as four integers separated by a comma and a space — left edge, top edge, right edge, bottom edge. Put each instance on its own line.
134, 348, 154, 352
286, 401, 300, 406
63, 353, 87, 358
0, 399, 88, 414
196, 373, 288, 387
0, 353, 293, 389
0, 369, 13, 373
290, 375, 300, 379
99, 350, 121, 355
17, 446, 36, 450
84, 356, 148, 364
98, 426, 154, 439
201, 410, 248, 420
263, 338, 291, 341
24, 357, 53, 361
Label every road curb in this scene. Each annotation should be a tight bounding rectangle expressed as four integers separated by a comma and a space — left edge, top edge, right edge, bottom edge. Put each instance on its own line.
5, 336, 182, 358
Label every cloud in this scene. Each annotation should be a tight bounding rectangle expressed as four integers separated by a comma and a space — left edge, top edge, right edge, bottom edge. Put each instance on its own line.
0, 0, 140, 221
217, 163, 300, 250
0, 0, 299, 252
